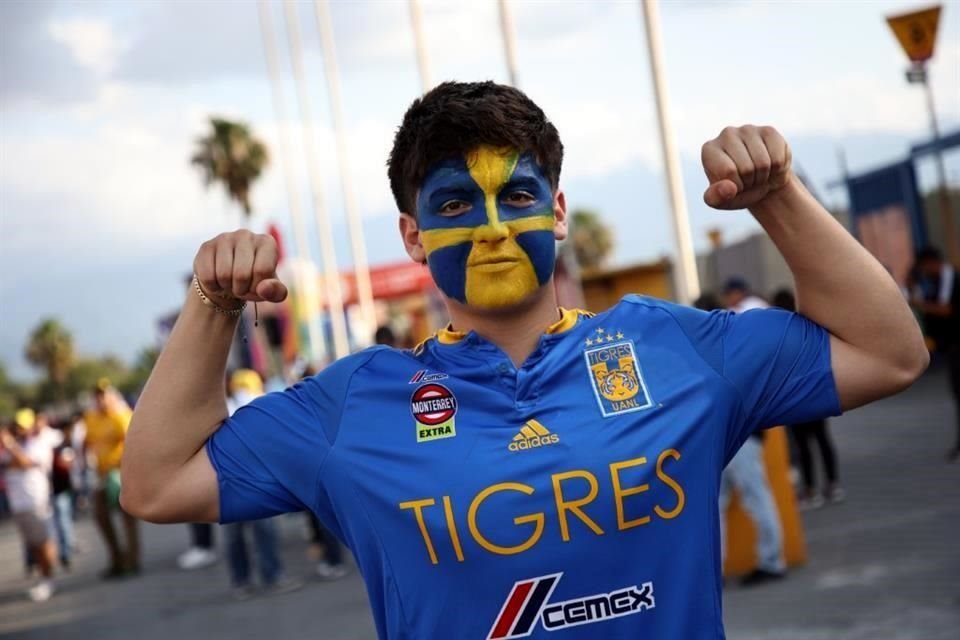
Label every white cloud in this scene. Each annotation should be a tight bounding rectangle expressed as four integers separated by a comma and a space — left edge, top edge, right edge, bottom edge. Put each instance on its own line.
48, 18, 123, 76
548, 100, 660, 180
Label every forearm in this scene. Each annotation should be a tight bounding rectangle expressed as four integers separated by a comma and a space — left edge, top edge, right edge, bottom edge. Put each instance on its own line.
122, 290, 238, 508
4, 446, 35, 469
750, 175, 928, 376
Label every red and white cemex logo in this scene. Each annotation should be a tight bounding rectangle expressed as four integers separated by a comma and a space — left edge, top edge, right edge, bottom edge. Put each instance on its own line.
487, 573, 655, 639
410, 383, 457, 443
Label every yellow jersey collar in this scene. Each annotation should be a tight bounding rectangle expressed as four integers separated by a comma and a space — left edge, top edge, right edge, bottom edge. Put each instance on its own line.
436, 308, 582, 345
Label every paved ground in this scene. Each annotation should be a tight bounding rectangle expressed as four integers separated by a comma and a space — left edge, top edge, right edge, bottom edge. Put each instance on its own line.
1, 363, 958, 639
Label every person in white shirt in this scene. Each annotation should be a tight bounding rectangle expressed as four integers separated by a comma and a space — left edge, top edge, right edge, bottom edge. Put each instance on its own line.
222, 370, 302, 599
723, 276, 770, 313
1, 409, 57, 602
718, 278, 787, 585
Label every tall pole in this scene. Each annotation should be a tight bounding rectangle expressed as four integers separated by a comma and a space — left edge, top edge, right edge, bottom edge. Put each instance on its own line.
640, 0, 700, 303
313, 0, 377, 343
922, 72, 959, 263
282, 0, 350, 360
256, 0, 323, 366
408, 0, 432, 92
497, 0, 519, 86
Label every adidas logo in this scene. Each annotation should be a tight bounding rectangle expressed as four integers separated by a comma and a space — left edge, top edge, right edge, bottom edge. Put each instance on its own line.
508, 419, 560, 452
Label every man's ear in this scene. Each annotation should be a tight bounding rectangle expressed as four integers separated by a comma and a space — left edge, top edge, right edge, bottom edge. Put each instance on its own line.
399, 213, 427, 264
553, 190, 568, 242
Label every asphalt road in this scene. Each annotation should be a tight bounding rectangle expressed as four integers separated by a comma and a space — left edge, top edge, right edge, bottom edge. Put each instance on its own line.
2, 362, 958, 640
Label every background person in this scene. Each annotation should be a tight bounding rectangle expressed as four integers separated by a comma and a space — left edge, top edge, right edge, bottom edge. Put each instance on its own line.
51, 419, 79, 569
910, 247, 960, 461
772, 288, 845, 507
85, 381, 140, 578
223, 369, 302, 599
1, 409, 57, 601
717, 279, 787, 585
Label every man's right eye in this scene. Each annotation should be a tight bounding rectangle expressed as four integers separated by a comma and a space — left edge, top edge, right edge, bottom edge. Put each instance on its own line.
439, 200, 470, 216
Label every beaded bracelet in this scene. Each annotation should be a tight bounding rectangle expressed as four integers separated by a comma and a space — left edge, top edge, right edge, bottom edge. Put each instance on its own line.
192, 275, 247, 317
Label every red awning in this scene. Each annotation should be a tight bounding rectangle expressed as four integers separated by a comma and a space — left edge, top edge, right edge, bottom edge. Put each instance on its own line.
341, 261, 436, 305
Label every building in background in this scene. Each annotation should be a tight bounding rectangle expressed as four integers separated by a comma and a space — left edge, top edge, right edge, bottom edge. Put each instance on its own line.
697, 232, 794, 302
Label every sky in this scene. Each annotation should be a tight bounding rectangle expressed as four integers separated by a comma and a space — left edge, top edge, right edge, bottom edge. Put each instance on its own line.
1, 0, 959, 380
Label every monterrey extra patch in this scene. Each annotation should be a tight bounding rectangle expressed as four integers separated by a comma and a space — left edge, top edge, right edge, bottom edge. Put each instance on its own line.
411, 383, 458, 442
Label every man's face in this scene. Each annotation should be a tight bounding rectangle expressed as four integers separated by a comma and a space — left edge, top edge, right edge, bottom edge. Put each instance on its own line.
415, 146, 558, 309
94, 391, 107, 412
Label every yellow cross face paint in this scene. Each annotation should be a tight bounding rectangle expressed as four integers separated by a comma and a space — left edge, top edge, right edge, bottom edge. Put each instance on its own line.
417, 146, 556, 309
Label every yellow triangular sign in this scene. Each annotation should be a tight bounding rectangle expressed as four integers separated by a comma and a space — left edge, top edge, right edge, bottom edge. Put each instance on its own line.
886, 5, 942, 63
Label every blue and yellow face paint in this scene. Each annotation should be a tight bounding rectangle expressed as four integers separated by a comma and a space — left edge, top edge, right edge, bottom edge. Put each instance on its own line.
416, 146, 556, 309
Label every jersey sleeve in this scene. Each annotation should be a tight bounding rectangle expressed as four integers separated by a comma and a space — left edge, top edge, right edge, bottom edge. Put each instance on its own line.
206, 352, 376, 523
721, 308, 840, 436
642, 297, 841, 455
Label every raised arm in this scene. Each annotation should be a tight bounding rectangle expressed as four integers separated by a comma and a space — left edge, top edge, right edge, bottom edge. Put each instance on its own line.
0, 431, 38, 469
701, 126, 929, 410
120, 231, 287, 523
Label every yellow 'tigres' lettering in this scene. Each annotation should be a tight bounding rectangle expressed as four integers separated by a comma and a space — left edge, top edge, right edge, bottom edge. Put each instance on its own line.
551, 470, 605, 541
399, 448, 687, 566
610, 457, 651, 530
654, 448, 685, 519
468, 482, 544, 555
442, 495, 465, 562
398, 498, 438, 564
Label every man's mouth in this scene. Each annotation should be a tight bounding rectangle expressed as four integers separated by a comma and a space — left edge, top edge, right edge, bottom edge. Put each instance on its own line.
469, 256, 520, 271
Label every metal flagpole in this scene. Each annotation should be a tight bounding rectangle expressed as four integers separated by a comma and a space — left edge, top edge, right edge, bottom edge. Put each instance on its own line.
256, 0, 324, 365
312, 0, 377, 344
408, 0, 433, 92
640, 0, 700, 303
282, 0, 350, 360
497, 0, 519, 86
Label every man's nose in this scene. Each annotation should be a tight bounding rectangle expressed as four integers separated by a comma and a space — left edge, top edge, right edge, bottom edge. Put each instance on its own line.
473, 222, 510, 243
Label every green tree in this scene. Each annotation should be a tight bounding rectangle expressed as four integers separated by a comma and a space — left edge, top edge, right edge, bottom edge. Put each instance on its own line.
0, 361, 26, 420
570, 208, 614, 271
191, 117, 269, 218
119, 347, 160, 397
24, 319, 75, 401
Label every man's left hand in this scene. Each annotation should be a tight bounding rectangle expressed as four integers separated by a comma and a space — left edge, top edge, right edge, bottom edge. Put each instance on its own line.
701, 125, 792, 210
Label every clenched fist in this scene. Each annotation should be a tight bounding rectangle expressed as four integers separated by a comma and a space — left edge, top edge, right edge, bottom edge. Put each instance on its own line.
701, 125, 792, 210
193, 230, 288, 308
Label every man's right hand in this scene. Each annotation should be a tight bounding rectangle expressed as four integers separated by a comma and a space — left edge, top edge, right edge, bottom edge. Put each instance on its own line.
193, 230, 288, 305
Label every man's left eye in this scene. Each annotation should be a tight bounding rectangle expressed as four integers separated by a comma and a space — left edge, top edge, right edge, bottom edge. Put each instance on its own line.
502, 191, 536, 206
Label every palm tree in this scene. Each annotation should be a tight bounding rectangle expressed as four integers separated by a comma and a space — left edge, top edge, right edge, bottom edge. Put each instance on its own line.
191, 117, 269, 219
570, 209, 614, 271
24, 319, 74, 399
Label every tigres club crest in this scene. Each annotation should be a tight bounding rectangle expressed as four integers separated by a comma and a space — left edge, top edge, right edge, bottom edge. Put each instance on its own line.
583, 332, 652, 417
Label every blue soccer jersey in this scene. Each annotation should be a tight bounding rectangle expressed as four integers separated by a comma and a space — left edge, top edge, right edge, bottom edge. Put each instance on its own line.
208, 295, 840, 639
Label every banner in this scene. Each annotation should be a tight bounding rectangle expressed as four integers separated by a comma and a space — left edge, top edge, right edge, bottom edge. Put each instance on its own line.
846, 161, 926, 287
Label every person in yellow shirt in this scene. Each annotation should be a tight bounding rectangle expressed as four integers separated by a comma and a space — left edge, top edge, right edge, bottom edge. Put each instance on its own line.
84, 382, 140, 578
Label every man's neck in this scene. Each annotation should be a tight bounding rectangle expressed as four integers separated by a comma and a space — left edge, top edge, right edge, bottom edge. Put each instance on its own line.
446, 285, 562, 367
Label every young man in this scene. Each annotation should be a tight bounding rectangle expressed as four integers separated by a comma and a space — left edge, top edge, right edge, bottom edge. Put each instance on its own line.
122, 82, 927, 639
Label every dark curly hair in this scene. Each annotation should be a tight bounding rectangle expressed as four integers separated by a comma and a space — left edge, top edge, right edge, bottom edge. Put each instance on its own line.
387, 81, 564, 215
